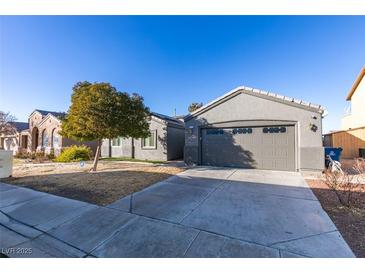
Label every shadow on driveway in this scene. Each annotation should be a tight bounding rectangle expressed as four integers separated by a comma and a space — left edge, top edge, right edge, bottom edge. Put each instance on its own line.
0, 167, 356, 258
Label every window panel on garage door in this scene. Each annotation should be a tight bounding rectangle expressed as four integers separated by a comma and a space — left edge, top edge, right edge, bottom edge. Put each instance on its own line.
201, 126, 295, 171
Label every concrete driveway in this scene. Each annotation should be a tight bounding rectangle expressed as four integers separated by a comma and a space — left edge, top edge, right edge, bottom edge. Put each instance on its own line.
0, 167, 354, 258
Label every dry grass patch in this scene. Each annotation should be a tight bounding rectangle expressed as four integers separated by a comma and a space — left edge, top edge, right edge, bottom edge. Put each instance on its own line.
4, 161, 184, 206
307, 179, 365, 258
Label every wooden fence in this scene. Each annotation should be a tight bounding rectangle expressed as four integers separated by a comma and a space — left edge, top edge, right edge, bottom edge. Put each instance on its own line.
324, 127, 365, 158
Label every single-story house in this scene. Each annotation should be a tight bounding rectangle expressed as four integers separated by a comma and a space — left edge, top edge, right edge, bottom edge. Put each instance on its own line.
1, 109, 98, 156
0, 122, 29, 155
101, 112, 185, 161
184, 86, 325, 171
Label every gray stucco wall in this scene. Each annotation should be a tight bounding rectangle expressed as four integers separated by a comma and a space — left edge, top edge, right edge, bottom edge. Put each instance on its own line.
184, 91, 324, 171
102, 137, 133, 158
111, 144, 123, 157
121, 137, 133, 157
134, 119, 168, 161
101, 118, 179, 161
167, 125, 185, 160
101, 139, 111, 157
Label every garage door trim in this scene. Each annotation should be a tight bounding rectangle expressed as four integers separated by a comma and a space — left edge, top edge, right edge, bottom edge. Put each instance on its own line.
198, 122, 297, 171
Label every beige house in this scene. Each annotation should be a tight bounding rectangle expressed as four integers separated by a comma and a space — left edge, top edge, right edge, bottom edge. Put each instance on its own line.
324, 66, 365, 158
342, 66, 365, 130
1, 109, 97, 156
0, 122, 29, 155
28, 109, 65, 155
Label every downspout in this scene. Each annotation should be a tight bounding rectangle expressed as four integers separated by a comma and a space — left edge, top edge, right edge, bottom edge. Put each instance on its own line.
131, 138, 135, 159
108, 139, 111, 158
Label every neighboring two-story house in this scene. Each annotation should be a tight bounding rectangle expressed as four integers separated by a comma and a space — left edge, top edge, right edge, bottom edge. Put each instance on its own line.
342, 66, 365, 130
324, 66, 365, 158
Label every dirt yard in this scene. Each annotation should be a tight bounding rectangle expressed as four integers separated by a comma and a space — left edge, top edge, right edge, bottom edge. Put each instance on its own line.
3, 160, 184, 206
307, 179, 365, 258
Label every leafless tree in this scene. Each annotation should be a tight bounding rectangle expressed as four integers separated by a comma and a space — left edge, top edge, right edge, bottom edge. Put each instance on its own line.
0, 111, 17, 135
353, 158, 365, 183
352, 158, 365, 173
323, 162, 362, 207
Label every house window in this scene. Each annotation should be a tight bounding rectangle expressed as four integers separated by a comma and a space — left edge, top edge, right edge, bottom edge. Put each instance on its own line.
42, 129, 48, 147
21, 135, 28, 149
232, 128, 253, 134
112, 137, 122, 146
142, 130, 157, 149
51, 128, 59, 147
263, 127, 287, 133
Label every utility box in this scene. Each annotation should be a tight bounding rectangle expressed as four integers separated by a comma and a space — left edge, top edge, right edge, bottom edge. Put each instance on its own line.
0, 150, 13, 178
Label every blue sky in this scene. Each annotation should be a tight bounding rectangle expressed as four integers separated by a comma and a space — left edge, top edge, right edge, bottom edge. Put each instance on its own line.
0, 16, 364, 133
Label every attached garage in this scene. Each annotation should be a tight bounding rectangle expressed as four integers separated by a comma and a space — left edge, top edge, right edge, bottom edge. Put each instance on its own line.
184, 86, 325, 171
201, 125, 295, 171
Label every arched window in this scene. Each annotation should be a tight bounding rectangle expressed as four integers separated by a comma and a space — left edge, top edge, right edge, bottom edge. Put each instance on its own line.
32, 127, 39, 150
42, 129, 48, 147
51, 128, 59, 147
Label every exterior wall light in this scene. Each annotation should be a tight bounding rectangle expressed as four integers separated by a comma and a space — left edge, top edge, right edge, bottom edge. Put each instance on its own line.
310, 123, 318, 132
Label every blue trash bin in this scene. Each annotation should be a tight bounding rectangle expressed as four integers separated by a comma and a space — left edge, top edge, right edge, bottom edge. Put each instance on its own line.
324, 147, 343, 168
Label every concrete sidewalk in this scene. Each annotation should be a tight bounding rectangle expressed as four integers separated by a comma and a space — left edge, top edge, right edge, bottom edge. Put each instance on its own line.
0, 168, 355, 258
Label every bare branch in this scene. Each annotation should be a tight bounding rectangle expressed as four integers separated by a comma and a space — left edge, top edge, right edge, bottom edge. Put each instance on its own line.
0, 111, 17, 135
323, 160, 362, 207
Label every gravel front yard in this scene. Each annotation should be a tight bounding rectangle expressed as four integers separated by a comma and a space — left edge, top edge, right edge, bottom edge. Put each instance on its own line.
307, 179, 365, 258
3, 160, 184, 206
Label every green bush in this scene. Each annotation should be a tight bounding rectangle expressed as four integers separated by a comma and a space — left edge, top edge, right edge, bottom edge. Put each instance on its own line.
47, 150, 55, 160
54, 145, 92, 162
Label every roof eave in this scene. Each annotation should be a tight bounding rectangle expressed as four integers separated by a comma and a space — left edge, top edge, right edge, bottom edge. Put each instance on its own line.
166, 121, 185, 128
346, 66, 365, 101
184, 86, 242, 121
150, 112, 184, 127
28, 109, 44, 120
37, 113, 62, 127
184, 86, 324, 122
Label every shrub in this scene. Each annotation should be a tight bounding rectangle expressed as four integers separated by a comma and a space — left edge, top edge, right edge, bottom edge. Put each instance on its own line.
54, 145, 92, 163
47, 150, 55, 160
323, 159, 364, 207
353, 158, 365, 177
15, 151, 29, 159
29, 152, 36, 160
35, 152, 47, 162
15, 151, 49, 162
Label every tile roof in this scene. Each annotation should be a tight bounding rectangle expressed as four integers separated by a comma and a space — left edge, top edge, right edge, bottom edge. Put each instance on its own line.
151, 112, 184, 126
35, 109, 66, 119
185, 85, 325, 121
9, 122, 29, 132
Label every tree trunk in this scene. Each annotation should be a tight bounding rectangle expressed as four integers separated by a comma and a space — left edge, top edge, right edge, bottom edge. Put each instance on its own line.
90, 140, 101, 172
